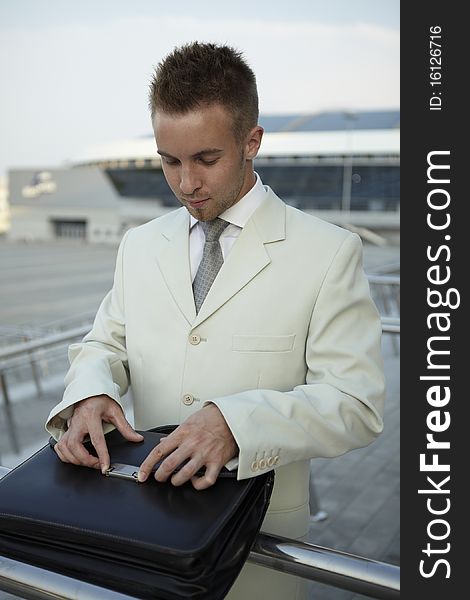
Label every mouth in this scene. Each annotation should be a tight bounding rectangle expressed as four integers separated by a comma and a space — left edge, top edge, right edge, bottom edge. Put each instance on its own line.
185, 198, 209, 208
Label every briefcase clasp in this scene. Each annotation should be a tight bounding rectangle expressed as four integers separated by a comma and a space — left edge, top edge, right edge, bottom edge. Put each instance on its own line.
105, 463, 139, 482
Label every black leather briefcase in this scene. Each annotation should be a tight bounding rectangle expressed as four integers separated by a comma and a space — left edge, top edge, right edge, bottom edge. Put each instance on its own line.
0, 427, 274, 599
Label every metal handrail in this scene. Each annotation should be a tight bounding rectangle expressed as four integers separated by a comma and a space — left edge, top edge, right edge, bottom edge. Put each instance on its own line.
0, 272, 399, 362
0, 325, 90, 362
0, 464, 399, 599
251, 533, 399, 599
367, 275, 400, 285
0, 555, 133, 600
0, 538, 399, 600
367, 262, 400, 276
380, 316, 400, 334
0, 318, 399, 413
0, 314, 399, 365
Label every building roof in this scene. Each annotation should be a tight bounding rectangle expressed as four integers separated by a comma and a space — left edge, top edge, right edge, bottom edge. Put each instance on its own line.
71, 110, 400, 167
259, 110, 400, 133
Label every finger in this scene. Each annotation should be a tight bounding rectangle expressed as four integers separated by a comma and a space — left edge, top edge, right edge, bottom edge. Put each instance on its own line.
138, 443, 166, 482
170, 458, 204, 487
56, 439, 100, 469
138, 430, 186, 482
58, 436, 101, 469
88, 422, 111, 474
54, 442, 80, 465
191, 463, 220, 491
110, 411, 144, 443
72, 444, 101, 469
153, 446, 194, 483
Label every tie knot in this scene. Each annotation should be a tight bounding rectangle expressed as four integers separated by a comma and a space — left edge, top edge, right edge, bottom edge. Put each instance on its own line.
200, 218, 229, 242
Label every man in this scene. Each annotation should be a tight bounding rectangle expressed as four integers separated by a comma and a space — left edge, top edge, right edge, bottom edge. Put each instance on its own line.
46, 42, 385, 599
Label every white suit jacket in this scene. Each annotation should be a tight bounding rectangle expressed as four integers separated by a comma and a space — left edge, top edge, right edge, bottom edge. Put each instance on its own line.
46, 188, 385, 539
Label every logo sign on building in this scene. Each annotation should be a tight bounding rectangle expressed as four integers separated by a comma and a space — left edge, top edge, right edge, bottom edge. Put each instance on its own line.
22, 171, 57, 198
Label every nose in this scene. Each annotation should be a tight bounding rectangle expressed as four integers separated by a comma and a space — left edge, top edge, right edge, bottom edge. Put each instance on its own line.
179, 165, 202, 196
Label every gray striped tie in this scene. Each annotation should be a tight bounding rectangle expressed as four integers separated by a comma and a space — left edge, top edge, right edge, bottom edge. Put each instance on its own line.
193, 218, 229, 313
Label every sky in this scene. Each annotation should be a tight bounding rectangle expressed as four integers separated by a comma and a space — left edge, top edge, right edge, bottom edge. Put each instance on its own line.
0, 0, 399, 178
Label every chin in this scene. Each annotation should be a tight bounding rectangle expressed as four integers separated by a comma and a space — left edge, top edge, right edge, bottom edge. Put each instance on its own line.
189, 205, 218, 221
187, 207, 208, 221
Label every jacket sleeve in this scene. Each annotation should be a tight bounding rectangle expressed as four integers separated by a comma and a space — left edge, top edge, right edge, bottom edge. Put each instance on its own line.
45, 231, 131, 440
209, 233, 386, 480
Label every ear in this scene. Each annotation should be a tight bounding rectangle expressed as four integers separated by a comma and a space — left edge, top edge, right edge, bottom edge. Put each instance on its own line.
244, 126, 264, 160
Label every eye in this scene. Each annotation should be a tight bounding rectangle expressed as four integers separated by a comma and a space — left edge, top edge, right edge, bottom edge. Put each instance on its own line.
161, 156, 179, 166
199, 158, 218, 166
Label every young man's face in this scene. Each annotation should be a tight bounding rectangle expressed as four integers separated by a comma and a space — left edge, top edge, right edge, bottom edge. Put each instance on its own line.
153, 104, 262, 221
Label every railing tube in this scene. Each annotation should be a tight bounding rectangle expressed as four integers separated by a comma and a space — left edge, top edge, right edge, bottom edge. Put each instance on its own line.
0, 466, 11, 479
250, 533, 400, 599
0, 555, 135, 600
0, 535, 400, 600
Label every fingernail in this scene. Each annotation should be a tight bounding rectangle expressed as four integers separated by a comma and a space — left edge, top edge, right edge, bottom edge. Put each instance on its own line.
137, 471, 145, 483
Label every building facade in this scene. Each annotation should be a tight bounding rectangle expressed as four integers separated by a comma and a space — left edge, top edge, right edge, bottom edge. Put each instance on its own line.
7, 111, 399, 244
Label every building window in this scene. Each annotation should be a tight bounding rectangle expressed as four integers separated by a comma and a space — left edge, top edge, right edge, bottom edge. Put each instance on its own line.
51, 219, 87, 239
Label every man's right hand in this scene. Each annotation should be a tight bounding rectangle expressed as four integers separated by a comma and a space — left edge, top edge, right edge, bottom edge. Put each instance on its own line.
53, 395, 144, 474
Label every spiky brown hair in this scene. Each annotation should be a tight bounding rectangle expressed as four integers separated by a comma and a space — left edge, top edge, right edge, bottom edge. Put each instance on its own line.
149, 42, 259, 143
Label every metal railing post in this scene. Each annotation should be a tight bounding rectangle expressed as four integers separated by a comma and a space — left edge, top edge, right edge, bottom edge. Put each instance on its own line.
27, 351, 43, 397
0, 373, 20, 455
0, 370, 10, 406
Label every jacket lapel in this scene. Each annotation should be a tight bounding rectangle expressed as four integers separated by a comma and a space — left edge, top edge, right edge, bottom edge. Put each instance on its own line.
193, 189, 286, 327
154, 189, 287, 328
155, 208, 196, 325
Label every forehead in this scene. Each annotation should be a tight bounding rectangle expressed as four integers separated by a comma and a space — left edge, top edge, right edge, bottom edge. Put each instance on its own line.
153, 104, 237, 152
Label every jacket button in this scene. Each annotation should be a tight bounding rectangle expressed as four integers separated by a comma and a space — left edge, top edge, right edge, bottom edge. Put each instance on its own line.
182, 394, 194, 406
267, 456, 275, 467
273, 455, 280, 465
189, 334, 201, 345
258, 458, 267, 469
250, 460, 259, 472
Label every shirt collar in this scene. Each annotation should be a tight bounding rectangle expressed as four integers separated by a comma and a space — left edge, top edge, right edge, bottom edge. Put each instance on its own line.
190, 172, 266, 230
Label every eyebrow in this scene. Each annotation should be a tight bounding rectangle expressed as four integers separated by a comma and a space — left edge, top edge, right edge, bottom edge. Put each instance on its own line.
157, 148, 223, 160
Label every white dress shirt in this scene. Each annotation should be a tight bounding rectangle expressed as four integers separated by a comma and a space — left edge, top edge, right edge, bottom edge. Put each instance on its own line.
189, 172, 267, 281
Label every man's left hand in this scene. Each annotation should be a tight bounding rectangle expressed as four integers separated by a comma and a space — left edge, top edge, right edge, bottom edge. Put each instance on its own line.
137, 404, 238, 490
